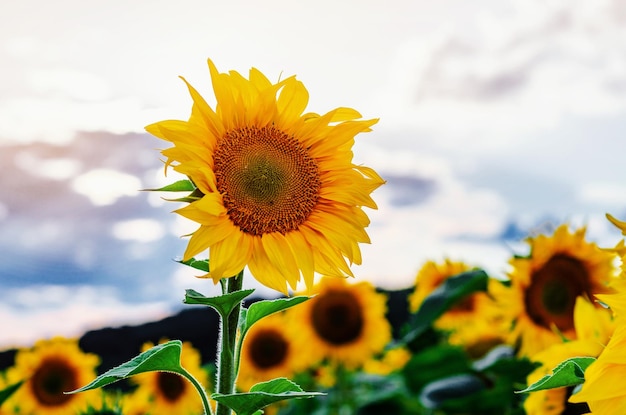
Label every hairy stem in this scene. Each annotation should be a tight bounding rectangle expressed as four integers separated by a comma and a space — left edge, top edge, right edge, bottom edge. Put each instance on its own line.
215, 271, 244, 415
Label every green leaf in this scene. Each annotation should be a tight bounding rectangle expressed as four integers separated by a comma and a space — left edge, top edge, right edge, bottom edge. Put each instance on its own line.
212, 378, 323, 415
163, 187, 205, 203
403, 269, 488, 343
0, 380, 24, 405
517, 356, 596, 393
241, 296, 309, 338
184, 288, 255, 319
142, 179, 195, 192
402, 345, 471, 393
67, 341, 185, 393
178, 257, 210, 273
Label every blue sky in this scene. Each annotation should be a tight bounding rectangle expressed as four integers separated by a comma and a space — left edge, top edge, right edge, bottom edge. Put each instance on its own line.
1, 0, 626, 348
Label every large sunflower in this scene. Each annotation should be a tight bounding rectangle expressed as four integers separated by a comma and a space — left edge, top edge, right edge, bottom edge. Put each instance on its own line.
287, 277, 391, 369
237, 312, 308, 392
524, 296, 614, 415
409, 259, 508, 355
568, 281, 626, 413
147, 59, 384, 294
131, 339, 209, 415
4, 337, 100, 415
493, 224, 616, 357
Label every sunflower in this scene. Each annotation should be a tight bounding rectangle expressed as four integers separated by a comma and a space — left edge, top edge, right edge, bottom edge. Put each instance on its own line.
568, 285, 626, 413
287, 277, 392, 369
237, 312, 309, 392
131, 339, 209, 415
4, 336, 100, 415
606, 214, 626, 275
146, 59, 384, 294
362, 346, 411, 376
493, 224, 616, 357
524, 296, 614, 415
408, 259, 508, 355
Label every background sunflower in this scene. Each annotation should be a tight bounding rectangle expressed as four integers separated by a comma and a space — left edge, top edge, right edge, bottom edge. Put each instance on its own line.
130, 339, 208, 415
237, 312, 308, 392
4, 337, 100, 415
287, 277, 391, 369
408, 259, 508, 354
494, 224, 616, 357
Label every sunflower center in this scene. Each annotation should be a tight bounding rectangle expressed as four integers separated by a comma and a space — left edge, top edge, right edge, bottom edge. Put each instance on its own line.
30, 358, 77, 406
525, 254, 591, 332
248, 329, 289, 369
214, 125, 321, 236
451, 295, 475, 313
311, 290, 364, 345
157, 372, 186, 403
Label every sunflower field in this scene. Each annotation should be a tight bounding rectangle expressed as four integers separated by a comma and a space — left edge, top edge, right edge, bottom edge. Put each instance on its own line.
1, 59, 625, 415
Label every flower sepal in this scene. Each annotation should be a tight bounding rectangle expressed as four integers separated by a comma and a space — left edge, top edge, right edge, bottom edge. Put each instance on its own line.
143, 179, 204, 203
184, 288, 255, 320
211, 378, 324, 415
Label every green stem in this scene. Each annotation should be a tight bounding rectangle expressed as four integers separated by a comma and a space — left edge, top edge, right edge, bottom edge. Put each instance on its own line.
177, 366, 213, 415
216, 271, 244, 415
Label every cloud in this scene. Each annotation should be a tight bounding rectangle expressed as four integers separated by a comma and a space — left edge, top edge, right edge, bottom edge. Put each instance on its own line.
378, 0, 626, 148
0, 284, 171, 349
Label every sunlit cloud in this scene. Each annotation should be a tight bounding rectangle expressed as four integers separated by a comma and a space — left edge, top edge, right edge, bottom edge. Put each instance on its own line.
111, 218, 165, 242
71, 168, 141, 206
14, 151, 82, 180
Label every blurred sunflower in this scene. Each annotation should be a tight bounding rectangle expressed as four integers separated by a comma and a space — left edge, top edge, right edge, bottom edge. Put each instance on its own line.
131, 339, 209, 415
409, 259, 508, 355
288, 277, 391, 368
237, 312, 308, 391
5, 336, 100, 415
524, 296, 614, 415
493, 224, 616, 357
120, 388, 151, 415
362, 346, 411, 376
606, 214, 626, 275
147, 59, 384, 294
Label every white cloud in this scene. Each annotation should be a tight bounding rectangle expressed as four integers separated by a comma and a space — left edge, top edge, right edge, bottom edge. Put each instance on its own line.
377, 0, 626, 151
0, 285, 171, 349
578, 182, 626, 208
112, 218, 165, 243
27, 68, 112, 101
14, 151, 82, 180
71, 168, 141, 206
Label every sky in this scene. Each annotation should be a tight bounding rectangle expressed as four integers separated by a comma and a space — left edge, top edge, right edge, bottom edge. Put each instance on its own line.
1, 0, 626, 348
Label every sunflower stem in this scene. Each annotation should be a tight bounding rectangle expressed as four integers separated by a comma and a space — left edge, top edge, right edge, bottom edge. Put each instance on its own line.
216, 270, 244, 415
176, 366, 214, 415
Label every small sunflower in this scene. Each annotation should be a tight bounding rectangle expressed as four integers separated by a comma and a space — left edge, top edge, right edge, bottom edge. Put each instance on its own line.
409, 259, 508, 354
5, 336, 100, 415
494, 224, 616, 357
131, 339, 209, 415
568, 282, 626, 413
237, 312, 308, 392
288, 277, 392, 369
147, 59, 384, 294
362, 346, 411, 376
524, 296, 614, 415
